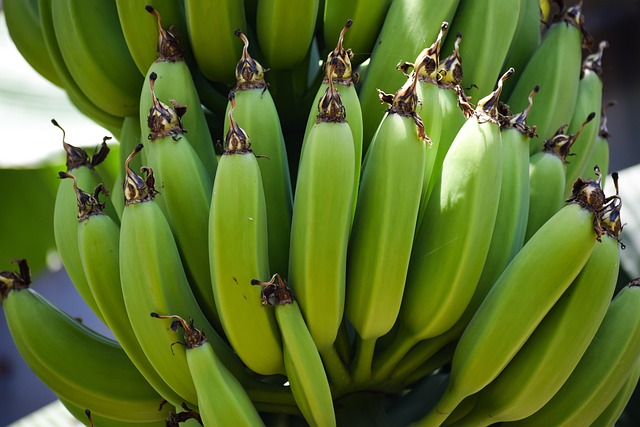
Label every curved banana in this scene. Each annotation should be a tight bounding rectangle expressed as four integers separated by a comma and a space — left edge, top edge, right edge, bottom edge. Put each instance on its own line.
506, 3, 585, 153
253, 274, 336, 427
50, 0, 143, 118
508, 279, 640, 427
60, 398, 167, 427
590, 356, 640, 427
152, 314, 265, 427
142, 71, 219, 326
345, 59, 429, 383
563, 40, 608, 198
140, 6, 218, 179
52, 120, 116, 325
116, 0, 188, 76
374, 71, 512, 380
119, 144, 243, 406
288, 63, 355, 354
210, 91, 284, 376
524, 112, 596, 243
452, 195, 621, 425
224, 30, 293, 278
255, 0, 320, 70
414, 177, 607, 426
440, 0, 520, 100
359, 0, 461, 148
184, 0, 246, 84
322, 0, 392, 67
0, 259, 170, 423
4, 0, 62, 87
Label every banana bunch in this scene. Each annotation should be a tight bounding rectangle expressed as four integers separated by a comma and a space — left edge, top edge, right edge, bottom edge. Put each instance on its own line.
3, 0, 639, 425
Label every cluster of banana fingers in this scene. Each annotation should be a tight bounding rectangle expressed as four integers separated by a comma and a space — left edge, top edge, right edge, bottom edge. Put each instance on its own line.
2, 0, 639, 426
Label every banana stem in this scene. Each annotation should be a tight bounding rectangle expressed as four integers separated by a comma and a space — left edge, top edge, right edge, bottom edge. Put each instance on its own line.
320, 344, 352, 392
371, 328, 418, 382
350, 337, 377, 384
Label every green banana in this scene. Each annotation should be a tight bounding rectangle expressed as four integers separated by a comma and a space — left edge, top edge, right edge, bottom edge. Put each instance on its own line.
322, 0, 392, 67
563, 40, 608, 198
183, 0, 245, 85
374, 71, 511, 380
152, 314, 265, 427
253, 274, 336, 427
590, 356, 640, 427
4, 0, 63, 87
451, 199, 621, 425
414, 177, 607, 426
288, 62, 355, 353
302, 20, 363, 221
37, 0, 123, 133
52, 120, 116, 325
142, 71, 219, 326
508, 279, 640, 427
210, 91, 284, 376
60, 398, 167, 427
50, 0, 143, 117
507, 3, 585, 154
0, 259, 170, 423
119, 144, 243, 407
345, 58, 429, 383
358, 0, 460, 147
224, 30, 293, 278
255, 0, 320, 70
140, 6, 218, 179
524, 112, 596, 243
116, 0, 188, 76
440, 0, 521, 100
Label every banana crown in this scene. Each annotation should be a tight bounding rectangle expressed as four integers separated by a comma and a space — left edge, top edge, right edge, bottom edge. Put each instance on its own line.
58, 171, 108, 222
223, 91, 253, 153
146, 72, 187, 141
251, 273, 294, 307
437, 31, 462, 87
234, 30, 267, 90
123, 144, 157, 205
316, 60, 347, 123
499, 85, 539, 137
543, 112, 596, 161
146, 5, 184, 63
0, 259, 30, 302
323, 19, 354, 84
52, 119, 110, 171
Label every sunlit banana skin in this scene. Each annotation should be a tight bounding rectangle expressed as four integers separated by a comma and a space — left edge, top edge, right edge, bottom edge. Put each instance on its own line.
0, 260, 170, 423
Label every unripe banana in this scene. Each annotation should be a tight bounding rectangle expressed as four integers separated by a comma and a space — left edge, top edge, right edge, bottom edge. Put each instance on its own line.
288, 63, 355, 353
374, 71, 511, 380
563, 40, 608, 198
224, 30, 293, 277
358, 0, 460, 147
253, 274, 336, 427
142, 71, 219, 327
0, 259, 170, 423
507, 3, 585, 154
524, 112, 596, 242
52, 120, 116, 325
210, 92, 284, 376
590, 356, 640, 427
119, 145, 243, 406
414, 177, 607, 426
346, 58, 429, 383
184, 0, 246, 84
59, 397, 167, 427
152, 314, 265, 427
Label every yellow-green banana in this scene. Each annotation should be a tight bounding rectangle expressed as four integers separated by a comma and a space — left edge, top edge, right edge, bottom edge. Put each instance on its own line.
590, 355, 640, 427
60, 398, 167, 427
358, 0, 460, 147
507, 3, 585, 154
0, 259, 170, 423
255, 0, 320, 70
414, 177, 606, 426
152, 314, 265, 427
345, 59, 429, 383
184, 0, 246, 84
210, 91, 284, 376
253, 274, 336, 427
50, 0, 143, 118
224, 30, 293, 277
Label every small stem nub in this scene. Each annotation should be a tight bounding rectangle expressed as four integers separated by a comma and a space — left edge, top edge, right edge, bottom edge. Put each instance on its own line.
324, 19, 354, 83
146, 5, 183, 61
147, 72, 187, 141
0, 259, 31, 301
476, 68, 514, 120
223, 91, 253, 153
251, 273, 294, 307
58, 171, 107, 222
150, 312, 207, 349
437, 32, 463, 86
234, 29, 267, 89
317, 59, 347, 123
123, 144, 157, 205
